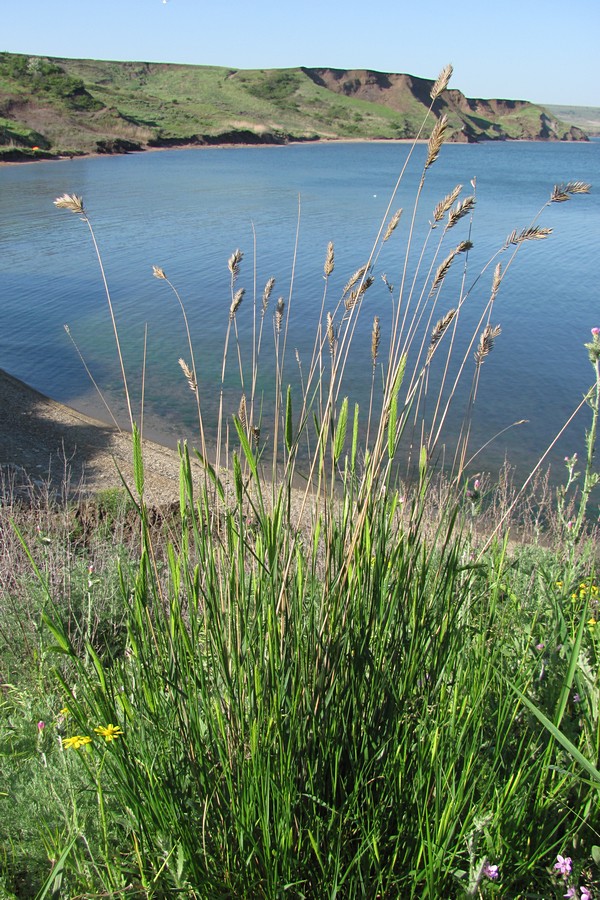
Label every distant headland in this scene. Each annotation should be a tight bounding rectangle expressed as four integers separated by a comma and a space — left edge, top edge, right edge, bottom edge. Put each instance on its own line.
0, 52, 589, 162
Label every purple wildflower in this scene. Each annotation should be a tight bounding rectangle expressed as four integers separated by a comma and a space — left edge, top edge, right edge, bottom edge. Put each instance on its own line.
555, 855, 573, 877
563, 889, 576, 899
592, 327, 600, 336
37, 721, 45, 732
483, 862, 499, 880
581, 886, 592, 900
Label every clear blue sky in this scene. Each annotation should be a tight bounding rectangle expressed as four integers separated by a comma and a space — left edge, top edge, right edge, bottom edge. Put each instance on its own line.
2, 0, 598, 107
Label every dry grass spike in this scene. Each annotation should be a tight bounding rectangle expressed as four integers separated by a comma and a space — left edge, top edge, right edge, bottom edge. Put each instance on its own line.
275, 297, 285, 333
504, 226, 552, 248
430, 64, 453, 100
432, 185, 462, 224
53, 193, 86, 216
425, 115, 448, 169
238, 394, 247, 431
228, 248, 243, 282
447, 196, 476, 229
371, 316, 381, 367
427, 309, 456, 361
383, 209, 403, 242
475, 324, 502, 365
324, 241, 335, 277
178, 358, 197, 393
551, 181, 591, 203
229, 288, 245, 320
262, 276, 275, 316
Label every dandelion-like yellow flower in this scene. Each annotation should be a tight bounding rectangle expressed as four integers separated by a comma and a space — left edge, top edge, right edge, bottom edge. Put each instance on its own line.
63, 735, 92, 750
59, 706, 70, 717
587, 617, 597, 630
94, 724, 124, 742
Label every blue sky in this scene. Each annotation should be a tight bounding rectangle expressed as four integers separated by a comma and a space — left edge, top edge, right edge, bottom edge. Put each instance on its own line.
2, 0, 598, 107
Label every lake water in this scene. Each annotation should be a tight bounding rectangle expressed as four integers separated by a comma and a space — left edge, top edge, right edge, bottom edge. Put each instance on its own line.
1, 140, 599, 481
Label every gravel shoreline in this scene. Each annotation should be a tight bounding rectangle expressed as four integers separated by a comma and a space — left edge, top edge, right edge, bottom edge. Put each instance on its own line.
0, 368, 200, 505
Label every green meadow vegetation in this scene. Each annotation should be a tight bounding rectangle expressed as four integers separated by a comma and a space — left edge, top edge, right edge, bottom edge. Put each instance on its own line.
1, 66, 599, 898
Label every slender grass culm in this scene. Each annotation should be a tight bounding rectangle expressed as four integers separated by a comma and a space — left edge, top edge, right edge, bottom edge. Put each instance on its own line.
7, 65, 599, 898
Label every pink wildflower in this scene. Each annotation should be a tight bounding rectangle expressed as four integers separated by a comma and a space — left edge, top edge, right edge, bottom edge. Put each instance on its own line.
37, 721, 45, 732
591, 327, 600, 336
581, 886, 592, 900
555, 855, 573, 877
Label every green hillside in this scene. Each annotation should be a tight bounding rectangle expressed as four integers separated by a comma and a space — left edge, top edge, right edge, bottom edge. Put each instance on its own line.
0, 52, 587, 161
545, 104, 600, 136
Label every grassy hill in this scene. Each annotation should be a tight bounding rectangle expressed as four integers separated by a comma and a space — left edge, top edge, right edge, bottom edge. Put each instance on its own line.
0, 52, 588, 161
545, 104, 600, 136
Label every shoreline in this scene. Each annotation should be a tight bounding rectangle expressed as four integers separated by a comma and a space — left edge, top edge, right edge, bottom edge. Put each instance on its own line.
0, 136, 432, 166
0, 367, 199, 505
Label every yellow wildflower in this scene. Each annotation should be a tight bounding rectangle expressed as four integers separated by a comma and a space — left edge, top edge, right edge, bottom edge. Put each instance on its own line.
63, 735, 92, 750
94, 724, 124, 742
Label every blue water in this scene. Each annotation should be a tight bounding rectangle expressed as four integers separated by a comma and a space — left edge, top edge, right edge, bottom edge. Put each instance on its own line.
1, 140, 599, 478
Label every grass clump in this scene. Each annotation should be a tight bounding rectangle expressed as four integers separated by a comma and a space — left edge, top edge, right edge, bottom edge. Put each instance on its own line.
2, 66, 599, 898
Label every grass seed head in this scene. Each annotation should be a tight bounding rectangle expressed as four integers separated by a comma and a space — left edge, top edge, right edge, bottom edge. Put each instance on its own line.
53, 193, 86, 216
324, 241, 335, 277
430, 64, 453, 100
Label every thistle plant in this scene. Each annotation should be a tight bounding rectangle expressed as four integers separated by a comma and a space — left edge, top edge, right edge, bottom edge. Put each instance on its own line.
557, 328, 600, 545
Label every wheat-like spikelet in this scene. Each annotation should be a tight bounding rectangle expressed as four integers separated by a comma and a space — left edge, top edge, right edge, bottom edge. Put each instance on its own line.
229, 288, 245, 320
251, 425, 260, 447
430, 250, 458, 294
430, 64, 453, 100
425, 115, 448, 169
53, 193, 86, 215
371, 315, 381, 366
447, 196, 476, 229
427, 309, 457, 361
504, 226, 552, 248
275, 297, 285, 333
228, 248, 243, 282
152, 265, 167, 280
383, 209, 403, 242
474, 324, 502, 365
551, 181, 591, 203
490, 262, 502, 300
344, 275, 374, 312
238, 394, 247, 431
262, 276, 275, 316
326, 311, 336, 355
432, 184, 462, 224
342, 263, 369, 297
324, 241, 335, 277
178, 358, 197, 393
429, 242, 472, 295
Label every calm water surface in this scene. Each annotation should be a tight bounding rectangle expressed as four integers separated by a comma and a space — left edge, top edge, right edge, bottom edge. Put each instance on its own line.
1, 140, 599, 479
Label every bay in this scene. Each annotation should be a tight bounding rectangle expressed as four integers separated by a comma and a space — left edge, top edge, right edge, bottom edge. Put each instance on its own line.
1, 139, 599, 481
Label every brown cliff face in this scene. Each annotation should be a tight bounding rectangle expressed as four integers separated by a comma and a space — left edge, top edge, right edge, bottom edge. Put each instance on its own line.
302, 68, 587, 142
